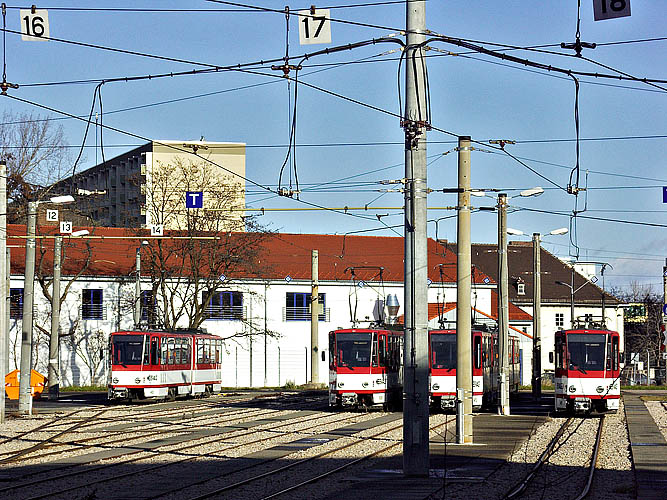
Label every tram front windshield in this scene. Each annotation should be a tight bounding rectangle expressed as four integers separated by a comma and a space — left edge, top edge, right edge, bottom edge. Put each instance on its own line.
567, 333, 606, 372
112, 335, 145, 366
431, 334, 456, 370
336, 333, 372, 368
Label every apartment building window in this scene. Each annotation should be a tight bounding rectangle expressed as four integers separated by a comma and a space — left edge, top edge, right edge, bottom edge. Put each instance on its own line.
82, 289, 104, 320
10, 289, 23, 319
555, 312, 564, 329
285, 292, 326, 321
204, 291, 243, 320
141, 290, 158, 324
517, 283, 526, 295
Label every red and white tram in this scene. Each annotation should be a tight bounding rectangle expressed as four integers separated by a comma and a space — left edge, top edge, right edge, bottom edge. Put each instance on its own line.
108, 330, 223, 401
328, 328, 403, 409
429, 329, 521, 411
554, 328, 621, 413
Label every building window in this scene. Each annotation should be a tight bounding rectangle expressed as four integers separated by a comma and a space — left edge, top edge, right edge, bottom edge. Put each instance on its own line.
10, 288, 23, 319
141, 290, 158, 325
517, 283, 525, 296
204, 291, 243, 320
82, 289, 104, 320
555, 312, 564, 329
285, 292, 326, 321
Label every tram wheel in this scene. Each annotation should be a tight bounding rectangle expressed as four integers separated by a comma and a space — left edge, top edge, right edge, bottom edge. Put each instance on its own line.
166, 387, 176, 402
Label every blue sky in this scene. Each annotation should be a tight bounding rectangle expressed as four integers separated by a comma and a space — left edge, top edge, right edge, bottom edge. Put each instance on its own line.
2, 1, 666, 293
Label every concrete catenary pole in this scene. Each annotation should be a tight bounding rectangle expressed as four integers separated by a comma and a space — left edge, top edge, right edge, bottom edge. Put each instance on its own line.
456, 136, 473, 443
403, 0, 429, 477
532, 233, 542, 400
310, 250, 319, 384
48, 236, 62, 400
497, 194, 510, 416
18, 200, 37, 415
0, 161, 6, 422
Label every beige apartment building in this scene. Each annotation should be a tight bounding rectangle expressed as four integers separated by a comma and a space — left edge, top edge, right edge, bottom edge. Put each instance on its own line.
54, 140, 246, 230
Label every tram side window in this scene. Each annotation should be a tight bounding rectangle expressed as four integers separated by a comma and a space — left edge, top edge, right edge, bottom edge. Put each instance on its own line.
555, 337, 564, 369
168, 338, 175, 365
161, 340, 168, 365
197, 340, 204, 364
151, 338, 159, 365
184, 338, 192, 365
371, 332, 378, 368
606, 335, 612, 370
612, 337, 619, 371
474, 336, 481, 369
143, 338, 150, 365
329, 333, 336, 368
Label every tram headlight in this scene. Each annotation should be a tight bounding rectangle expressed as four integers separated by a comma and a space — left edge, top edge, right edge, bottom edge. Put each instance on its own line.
596, 386, 604, 394
568, 385, 576, 393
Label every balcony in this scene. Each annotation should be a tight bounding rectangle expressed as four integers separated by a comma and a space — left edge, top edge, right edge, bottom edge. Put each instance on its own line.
283, 307, 330, 322
204, 305, 246, 321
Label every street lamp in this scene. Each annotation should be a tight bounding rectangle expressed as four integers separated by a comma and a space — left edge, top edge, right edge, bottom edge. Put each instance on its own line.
497, 188, 544, 416
506, 226, 568, 399
18, 195, 75, 414
555, 271, 596, 329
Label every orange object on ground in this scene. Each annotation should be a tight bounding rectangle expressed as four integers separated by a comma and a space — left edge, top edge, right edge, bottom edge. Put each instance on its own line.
4, 369, 46, 400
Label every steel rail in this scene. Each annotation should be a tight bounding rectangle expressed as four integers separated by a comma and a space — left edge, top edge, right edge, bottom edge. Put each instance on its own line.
8, 403, 353, 500
183, 419, 449, 500
0, 409, 109, 465
502, 417, 574, 499
573, 416, 605, 500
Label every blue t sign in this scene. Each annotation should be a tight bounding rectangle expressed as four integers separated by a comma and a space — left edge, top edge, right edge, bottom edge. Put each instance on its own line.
663, 187, 667, 203
186, 191, 203, 209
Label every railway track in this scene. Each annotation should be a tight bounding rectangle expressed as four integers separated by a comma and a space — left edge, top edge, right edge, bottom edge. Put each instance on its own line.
502, 415, 605, 500
1, 400, 368, 500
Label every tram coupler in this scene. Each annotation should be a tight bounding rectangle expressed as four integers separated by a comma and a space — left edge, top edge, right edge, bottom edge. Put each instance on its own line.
573, 397, 591, 412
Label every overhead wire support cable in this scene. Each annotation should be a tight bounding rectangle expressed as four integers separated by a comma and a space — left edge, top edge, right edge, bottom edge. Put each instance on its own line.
1, 93, 384, 225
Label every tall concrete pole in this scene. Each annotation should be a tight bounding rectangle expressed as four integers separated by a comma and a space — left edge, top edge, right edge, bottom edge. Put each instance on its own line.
532, 233, 542, 400
456, 136, 472, 443
18, 201, 37, 415
0, 162, 6, 422
48, 236, 62, 400
497, 194, 510, 416
310, 250, 319, 384
403, 0, 429, 477
134, 246, 141, 328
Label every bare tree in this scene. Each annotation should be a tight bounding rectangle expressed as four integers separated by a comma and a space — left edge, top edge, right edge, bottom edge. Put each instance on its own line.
0, 111, 73, 213
63, 322, 106, 386
138, 158, 278, 341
